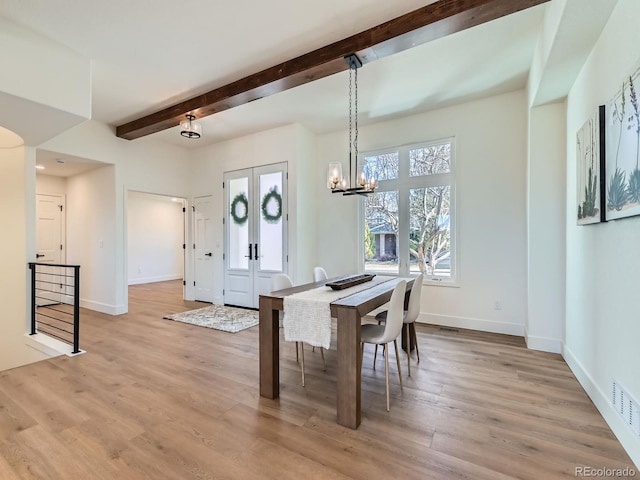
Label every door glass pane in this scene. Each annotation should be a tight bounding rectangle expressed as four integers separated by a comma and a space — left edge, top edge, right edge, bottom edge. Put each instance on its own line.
229, 177, 249, 270
364, 190, 399, 274
363, 152, 399, 181
258, 171, 283, 272
409, 143, 451, 176
409, 186, 451, 277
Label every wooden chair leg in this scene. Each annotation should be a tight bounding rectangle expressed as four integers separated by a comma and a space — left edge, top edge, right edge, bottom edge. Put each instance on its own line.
373, 344, 378, 370
300, 343, 305, 387
393, 339, 403, 390
412, 323, 420, 363
384, 343, 390, 412
360, 343, 364, 372
320, 347, 326, 371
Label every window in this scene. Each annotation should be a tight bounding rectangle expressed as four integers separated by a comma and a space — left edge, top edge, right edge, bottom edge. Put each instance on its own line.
361, 139, 456, 284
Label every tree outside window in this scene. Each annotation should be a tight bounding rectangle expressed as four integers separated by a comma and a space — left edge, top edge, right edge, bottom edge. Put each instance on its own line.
362, 140, 455, 283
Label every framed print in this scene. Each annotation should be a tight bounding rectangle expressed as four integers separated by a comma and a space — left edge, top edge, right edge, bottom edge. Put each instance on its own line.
576, 105, 605, 225
605, 65, 640, 221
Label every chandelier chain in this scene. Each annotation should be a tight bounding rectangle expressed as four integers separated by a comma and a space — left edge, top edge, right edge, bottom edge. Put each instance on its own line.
354, 64, 358, 167
348, 65, 353, 179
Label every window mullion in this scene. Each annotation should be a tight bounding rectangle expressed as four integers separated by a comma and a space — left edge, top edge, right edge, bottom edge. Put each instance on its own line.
398, 186, 409, 276
397, 147, 409, 276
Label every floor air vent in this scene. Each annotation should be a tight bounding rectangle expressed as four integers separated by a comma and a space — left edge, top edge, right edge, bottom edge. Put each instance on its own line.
439, 327, 459, 332
612, 379, 640, 438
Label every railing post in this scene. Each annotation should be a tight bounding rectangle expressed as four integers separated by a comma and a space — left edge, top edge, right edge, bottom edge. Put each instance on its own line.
72, 266, 80, 354
29, 263, 36, 335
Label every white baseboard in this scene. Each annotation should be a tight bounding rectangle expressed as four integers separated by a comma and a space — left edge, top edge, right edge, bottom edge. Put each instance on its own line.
563, 345, 640, 469
524, 327, 563, 353
80, 299, 127, 315
419, 312, 524, 337
128, 274, 182, 285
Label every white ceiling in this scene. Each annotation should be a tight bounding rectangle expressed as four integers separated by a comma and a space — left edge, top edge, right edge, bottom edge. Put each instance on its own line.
2, 0, 616, 162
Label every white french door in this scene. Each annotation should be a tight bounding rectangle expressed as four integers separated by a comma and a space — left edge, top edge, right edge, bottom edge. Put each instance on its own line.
194, 195, 215, 302
224, 163, 287, 308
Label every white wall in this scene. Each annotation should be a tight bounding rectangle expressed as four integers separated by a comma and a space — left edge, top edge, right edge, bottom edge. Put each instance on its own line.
127, 191, 184, 285
0, 145, 53, 371
66, 165, 117, 313
190, 123, 315, 303
36, 174, 67, 196
526, 102, 566, 353
292, 125, 318, 284
316, 90, 528, 335
564, 0, 640, 467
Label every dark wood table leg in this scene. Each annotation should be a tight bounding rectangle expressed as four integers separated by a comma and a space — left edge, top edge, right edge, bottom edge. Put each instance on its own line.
259, 296, 279, 399
401, 325, 416, 353
336, 307, 361, 429
401, 286, 415, 352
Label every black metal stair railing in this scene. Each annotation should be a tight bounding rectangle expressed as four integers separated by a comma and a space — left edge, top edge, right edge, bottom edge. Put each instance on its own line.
28, 262, 81, 354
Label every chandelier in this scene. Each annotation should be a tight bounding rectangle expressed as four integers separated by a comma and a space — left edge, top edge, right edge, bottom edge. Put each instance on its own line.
180, 114, 202, 139
327, 54, 376, 196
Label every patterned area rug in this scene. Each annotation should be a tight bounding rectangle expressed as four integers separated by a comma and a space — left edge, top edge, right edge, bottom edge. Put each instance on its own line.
163, 304, 258, 333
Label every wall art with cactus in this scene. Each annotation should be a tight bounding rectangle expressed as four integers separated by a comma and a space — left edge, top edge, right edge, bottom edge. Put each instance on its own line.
605, 63, 640, 221
576, 105, 605, 225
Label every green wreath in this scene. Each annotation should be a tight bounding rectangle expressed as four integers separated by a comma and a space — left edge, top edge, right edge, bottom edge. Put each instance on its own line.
230, 192, 249, 225
261, 187, 282, 223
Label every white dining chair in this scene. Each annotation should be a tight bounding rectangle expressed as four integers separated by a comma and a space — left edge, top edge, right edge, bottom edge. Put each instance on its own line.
313, 266, 328, 282
374, 274, 423, 377
271, 273, 324, 387
360, 280, 406, 411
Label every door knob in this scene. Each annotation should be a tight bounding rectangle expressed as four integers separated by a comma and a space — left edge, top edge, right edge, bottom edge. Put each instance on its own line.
36, 253, 45, 258
205, 252, 212, 257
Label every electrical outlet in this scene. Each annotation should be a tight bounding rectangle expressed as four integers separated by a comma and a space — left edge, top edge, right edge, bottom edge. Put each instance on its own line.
494, 301, 502, 310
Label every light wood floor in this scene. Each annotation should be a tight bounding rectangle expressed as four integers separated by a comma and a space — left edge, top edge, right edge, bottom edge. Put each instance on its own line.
0, 280, 635, 479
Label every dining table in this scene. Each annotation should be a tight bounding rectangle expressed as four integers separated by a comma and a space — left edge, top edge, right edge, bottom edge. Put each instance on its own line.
259, 274, 414, 429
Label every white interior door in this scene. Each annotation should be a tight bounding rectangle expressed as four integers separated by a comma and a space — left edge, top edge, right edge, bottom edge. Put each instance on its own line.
224, 163, 287, 308
36, 194, 65, 305
194, 195, 215, 302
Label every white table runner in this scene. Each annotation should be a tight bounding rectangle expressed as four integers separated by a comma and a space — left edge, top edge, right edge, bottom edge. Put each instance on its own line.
283, 276, 393, 349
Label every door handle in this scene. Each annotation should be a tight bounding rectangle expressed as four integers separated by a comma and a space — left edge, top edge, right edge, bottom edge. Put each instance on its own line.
244, 244, 253, 260
254, 243, 258, 260
36, 254, 45, 258
205, 252, 212, 257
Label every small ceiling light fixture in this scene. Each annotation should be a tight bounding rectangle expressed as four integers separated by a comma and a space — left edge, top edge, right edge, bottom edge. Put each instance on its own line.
327, 54, 376, 196
35, 164, 45, 170
180, 114, 202, 139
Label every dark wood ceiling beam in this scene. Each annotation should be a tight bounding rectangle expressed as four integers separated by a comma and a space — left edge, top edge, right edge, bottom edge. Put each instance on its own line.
116, 0, 549, 140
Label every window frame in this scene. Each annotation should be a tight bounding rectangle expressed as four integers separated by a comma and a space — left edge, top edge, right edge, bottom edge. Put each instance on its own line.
358, 137, 458, 286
